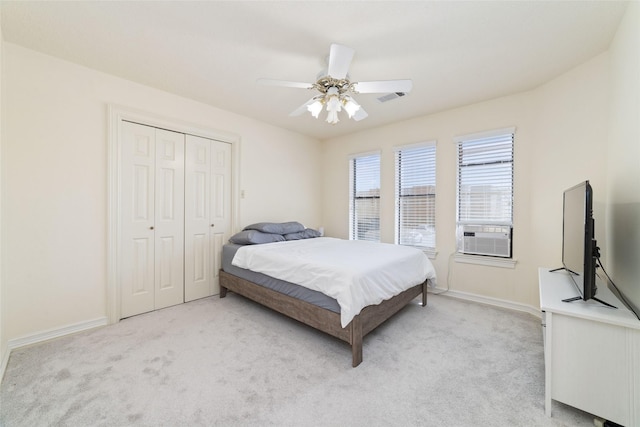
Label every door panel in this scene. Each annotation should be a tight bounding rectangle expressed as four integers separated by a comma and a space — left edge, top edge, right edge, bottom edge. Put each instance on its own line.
121, 122, 156, 318
154, 129, 185, 310
210, 141, 232, 295
158, 169, 175, 220
133, 165, 152, 221
185, 136, 232, 300
121, 123, 185, 317
192, 233, 207, 281
184, 135, 212, 302
194, 171, 207, 218
157, 236, 176, 290
132, 237, 153, 295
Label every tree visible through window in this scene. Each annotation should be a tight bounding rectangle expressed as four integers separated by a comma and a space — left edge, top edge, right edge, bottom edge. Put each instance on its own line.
349, 153, 380, 242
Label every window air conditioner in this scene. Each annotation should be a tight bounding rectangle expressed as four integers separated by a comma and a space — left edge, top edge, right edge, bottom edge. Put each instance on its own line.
460, 225, 512, 258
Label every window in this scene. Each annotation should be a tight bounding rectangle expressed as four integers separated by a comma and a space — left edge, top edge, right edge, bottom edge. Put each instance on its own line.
455, 128, 514, 258
349, 152, 380, 242
394, 142, 436, 250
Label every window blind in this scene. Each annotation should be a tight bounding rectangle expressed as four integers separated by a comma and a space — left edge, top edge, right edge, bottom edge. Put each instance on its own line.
457, 133, 513, 225
395, 143, 436, 249
349, 153, 380, 242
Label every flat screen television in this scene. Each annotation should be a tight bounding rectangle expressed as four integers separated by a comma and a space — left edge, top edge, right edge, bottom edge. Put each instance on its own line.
553, 181, 614, 307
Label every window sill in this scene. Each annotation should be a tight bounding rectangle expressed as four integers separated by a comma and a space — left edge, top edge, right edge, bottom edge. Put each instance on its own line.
454, 253, 516, 269
422, 248, 437, 260
400, 244, 436, 260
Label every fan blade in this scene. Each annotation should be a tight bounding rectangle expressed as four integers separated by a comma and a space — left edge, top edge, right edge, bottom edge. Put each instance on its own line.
289, 97, 318, 117
352, 80, 413, 94
257, 78, 314, 89
353, 107, 368, 122
327, 44, 355, 79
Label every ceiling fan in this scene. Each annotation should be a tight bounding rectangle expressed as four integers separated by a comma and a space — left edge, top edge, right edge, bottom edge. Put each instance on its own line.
257, 43, 413, 125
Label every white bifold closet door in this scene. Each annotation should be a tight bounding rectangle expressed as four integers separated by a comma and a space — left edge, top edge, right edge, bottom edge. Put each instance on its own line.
184, 135, 232, 302
120, 121, 185, 318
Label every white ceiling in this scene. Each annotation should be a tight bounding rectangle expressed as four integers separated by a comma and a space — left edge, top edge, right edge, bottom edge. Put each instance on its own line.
0, 1, 628, 140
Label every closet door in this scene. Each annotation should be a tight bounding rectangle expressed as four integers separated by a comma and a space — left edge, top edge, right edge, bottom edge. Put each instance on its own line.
153, 129, 185, 310
120, 122, 185, 318
209, 139, 232, 296
184, 135, 232, 302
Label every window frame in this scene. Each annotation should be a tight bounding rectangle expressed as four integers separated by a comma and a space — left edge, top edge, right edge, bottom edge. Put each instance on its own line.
394, 140, 437, 256
348, 151, 381, 242
454, 128, 516, 267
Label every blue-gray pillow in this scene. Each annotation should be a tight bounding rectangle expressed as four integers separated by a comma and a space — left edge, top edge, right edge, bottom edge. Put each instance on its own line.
243, 221, 305, 235
229, 230, 286, 245
284, 228, 322, 241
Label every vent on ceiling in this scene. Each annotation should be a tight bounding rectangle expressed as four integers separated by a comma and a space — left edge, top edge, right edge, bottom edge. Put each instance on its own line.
377, 92, 407, 103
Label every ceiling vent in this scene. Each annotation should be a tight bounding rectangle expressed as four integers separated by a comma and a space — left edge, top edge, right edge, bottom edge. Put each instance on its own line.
376, 92, 407, 103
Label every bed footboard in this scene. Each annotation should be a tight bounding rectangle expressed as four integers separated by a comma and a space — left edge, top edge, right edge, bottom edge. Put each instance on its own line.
219, 270, 426, 367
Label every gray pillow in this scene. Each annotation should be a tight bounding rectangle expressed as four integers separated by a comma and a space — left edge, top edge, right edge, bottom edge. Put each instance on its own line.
229, 230, 286, 245
243, 221, 305, 235
284, 228, 322, 241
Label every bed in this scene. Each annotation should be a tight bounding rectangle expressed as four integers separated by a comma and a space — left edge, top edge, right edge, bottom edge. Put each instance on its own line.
219, 222, 437, 367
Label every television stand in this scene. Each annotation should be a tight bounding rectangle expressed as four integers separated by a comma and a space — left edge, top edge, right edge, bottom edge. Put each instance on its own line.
561, 295, 617, 309
549, 266, 578, 275
549, 267, 618, 308
539, 268, 640, 426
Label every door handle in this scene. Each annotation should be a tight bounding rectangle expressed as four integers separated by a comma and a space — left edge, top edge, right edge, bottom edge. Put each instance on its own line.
150, 226, 154, 230
211, 224, 215, 227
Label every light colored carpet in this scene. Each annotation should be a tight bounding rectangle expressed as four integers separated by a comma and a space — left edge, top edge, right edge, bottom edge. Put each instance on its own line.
1, 293, 594, 426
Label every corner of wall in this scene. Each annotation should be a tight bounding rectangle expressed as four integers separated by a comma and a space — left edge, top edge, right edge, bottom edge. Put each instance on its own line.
605, 1, 640, 317
0, 5, 8, 381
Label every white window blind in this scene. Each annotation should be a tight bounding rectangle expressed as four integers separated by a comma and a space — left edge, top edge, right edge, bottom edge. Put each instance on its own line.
395, 143, 436, 249
456, 130, 514, 258
349, 153, 380, 242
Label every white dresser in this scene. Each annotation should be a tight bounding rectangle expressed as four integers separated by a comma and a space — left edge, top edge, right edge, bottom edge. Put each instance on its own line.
539, 267, 640, 426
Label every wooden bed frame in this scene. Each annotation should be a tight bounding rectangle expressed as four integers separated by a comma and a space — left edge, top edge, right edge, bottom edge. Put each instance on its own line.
219, 269, 427, 367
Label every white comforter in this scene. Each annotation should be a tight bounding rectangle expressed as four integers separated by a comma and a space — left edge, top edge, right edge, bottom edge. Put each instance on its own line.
231, 237, 436, 327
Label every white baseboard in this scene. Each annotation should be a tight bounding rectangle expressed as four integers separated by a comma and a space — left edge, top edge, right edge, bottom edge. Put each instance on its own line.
1, 317, 108, 382
8, 317, 108, 350
428, 287, 542, 319
0, 347, 10, 383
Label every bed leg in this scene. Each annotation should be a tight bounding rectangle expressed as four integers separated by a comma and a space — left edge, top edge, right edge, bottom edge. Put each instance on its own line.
421, 281, 428, 307
350, 316, 363, 367
219, 270, 228, 298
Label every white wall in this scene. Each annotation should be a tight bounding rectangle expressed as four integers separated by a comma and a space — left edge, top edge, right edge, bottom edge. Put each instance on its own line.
321, 52, 611, 309
0, 8, 6, 373
1, 43, 322, 343
530, 53, 610, 265
606, 2, 640, 316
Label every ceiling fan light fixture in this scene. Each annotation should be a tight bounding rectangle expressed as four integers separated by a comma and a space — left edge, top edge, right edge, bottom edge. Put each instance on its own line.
307, 99, 323, 118
309, 89, 360, 124
324, 87, 343, 124
343, 96, 361, 118
326, 96, 341, 113
326, 109, 340, 124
